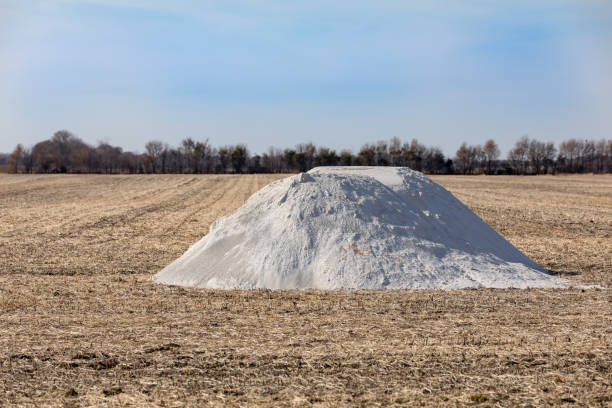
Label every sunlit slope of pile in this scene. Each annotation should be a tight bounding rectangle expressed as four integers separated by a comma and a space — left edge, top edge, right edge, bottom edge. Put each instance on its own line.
154, 167, 565, 289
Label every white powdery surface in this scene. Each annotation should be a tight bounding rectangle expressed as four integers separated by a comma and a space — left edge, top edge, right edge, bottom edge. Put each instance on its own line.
153, 167, 568, 289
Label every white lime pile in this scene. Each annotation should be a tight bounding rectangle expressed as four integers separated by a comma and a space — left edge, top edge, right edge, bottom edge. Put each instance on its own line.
153, 167, 567, 289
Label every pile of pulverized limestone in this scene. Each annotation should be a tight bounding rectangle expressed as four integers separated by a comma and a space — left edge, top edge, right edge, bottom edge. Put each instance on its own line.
154, 167, 566, 289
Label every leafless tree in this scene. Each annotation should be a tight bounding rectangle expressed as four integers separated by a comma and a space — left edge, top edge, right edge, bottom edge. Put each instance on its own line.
8, 144, 24, 173
159, 143, 170, 173
404, 139, 426, 171
423, 147, 447, 174
32, 140, 59, 172
558, 139, 581, 173
339, 150, 353, 166
194, 140, 215, 173
316, 146, 339, 166
230, 144, 249, 173
483, 139, 500, 174
389, 137, 404, 166
218, 146, 231, 173
543, 142, 557, 174
145, 141, 164, 173
357, 143, 376, 166
97, 143, 122, 174
455, 142, 481, 174
508, 136, 530, 174
181, 138, 196, 173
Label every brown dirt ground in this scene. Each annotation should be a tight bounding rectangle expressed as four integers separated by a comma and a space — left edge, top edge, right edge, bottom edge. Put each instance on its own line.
0, 174, 610, 407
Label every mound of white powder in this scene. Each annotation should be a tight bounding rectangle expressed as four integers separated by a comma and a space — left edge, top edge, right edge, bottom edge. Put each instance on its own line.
153, 167, 567, 289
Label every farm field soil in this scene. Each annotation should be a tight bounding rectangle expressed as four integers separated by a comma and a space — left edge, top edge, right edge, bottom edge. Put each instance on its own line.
0, 173, 611, 407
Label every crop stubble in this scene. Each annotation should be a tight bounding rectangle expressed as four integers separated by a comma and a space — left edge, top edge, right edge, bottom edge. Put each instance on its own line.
0, 174, 610, 407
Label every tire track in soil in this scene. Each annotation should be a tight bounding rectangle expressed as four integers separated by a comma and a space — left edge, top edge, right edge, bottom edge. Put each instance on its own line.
164, 175, 257, 237
0, 174, 286, 276
29, 175, 216, 237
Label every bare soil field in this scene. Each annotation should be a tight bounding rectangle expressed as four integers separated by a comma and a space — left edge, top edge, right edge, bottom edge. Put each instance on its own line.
0, 174, 610, 407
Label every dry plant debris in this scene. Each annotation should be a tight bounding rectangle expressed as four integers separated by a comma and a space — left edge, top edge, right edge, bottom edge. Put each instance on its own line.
0, 173, 611, 407
433, 175, 612, 287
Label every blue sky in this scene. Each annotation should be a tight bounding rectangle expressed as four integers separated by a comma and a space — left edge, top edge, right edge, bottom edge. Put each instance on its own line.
1, 0, 611, 155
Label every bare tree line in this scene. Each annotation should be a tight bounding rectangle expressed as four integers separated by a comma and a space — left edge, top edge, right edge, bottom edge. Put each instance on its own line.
455, 136, 612, 175
4, 130, 612, 175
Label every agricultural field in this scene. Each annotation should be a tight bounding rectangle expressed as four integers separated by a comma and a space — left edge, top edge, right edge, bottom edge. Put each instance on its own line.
0, 173, 610, 407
